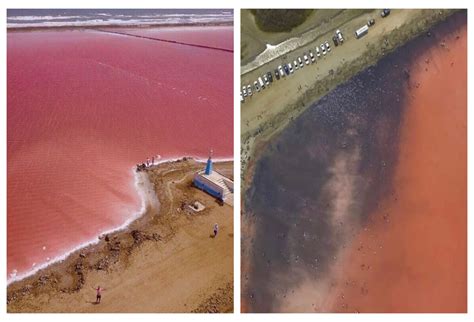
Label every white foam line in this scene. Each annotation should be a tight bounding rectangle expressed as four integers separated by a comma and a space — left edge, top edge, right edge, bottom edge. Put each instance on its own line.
7, 169, 146, 286
7, 155, 232, 286
143, 154, 232, 166
7, 17, 234, 29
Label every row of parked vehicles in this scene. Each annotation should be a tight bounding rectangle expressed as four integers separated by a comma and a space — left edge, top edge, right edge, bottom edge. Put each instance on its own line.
241, 30, 345, 103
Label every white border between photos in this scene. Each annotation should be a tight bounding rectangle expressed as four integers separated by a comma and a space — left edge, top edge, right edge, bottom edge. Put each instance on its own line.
1, 0, 473, 321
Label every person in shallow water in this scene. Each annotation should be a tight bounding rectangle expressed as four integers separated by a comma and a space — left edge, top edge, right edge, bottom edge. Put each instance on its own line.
94, 286, 105, 304
214, 223, 219, 237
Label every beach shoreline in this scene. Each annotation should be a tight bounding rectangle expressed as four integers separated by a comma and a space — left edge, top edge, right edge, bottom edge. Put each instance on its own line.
7, 21, 233, 32
240, 9, 458, 191
7, 157, 234, 313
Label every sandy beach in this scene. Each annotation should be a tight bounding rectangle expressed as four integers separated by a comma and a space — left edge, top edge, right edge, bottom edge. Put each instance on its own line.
7, 159, 234, 313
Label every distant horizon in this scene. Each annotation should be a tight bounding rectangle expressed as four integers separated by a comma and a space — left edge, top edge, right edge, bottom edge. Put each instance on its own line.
7, 8, 233, 29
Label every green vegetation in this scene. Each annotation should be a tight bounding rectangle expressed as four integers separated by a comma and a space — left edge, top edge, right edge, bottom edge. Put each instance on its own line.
250, 9, 314, 33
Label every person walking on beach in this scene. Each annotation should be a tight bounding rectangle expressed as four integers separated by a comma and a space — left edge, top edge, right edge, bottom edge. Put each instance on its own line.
93, 286, 105, 304
213, 223, 219, 237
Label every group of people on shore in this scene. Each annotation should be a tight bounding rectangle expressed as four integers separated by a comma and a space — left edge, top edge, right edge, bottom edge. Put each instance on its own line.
136, 155, 160, 172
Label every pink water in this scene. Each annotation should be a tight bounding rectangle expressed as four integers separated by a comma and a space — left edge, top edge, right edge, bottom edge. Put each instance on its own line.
112, 26, 234, 51
7, 27, 233, 281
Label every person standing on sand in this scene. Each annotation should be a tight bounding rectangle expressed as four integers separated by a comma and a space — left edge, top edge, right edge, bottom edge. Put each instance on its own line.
214, 223, 219, 237
94, 286, 105, 304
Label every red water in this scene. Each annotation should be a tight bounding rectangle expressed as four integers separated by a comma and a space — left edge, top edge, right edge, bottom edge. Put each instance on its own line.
7, 27, 233, 281
327, 22, 466, 312
115, 26, 234, 51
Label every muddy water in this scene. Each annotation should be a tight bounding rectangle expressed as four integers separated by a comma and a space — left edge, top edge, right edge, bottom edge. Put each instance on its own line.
243, 11, 466, 312
326, 13, 467, 313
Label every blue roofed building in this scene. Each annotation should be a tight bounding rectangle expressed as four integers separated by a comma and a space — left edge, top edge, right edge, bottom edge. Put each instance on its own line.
193, 152, 233, 206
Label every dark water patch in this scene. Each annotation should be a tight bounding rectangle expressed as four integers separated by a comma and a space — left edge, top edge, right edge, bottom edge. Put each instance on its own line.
243, 10, 467, 312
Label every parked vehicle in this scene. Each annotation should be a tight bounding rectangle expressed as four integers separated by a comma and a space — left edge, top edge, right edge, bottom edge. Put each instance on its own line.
355, 25, 369, 39
278, 65, 285, 77
309, 51, 315, 62
283, 64, 290, 75
293, 60, 299, 70
332, 35, 339, 46
325, 41, 331, 53
240, 92, 244, 102
242, 86, 247, 97
367, 18, 375, 26
320, 44, 326, 55
247, 84, 252, 96
263, 74, 269, 86
288, 63, 294, 74
258, 76, 265, 88
253, 81, 260, 92
304, 54, 309, 65
336, 29, 344, 43
381, 9, 391, 17
267, 72, 273, 83
274, 69, 280, 80
298, 57, 304, 68
316, 46, 321, 57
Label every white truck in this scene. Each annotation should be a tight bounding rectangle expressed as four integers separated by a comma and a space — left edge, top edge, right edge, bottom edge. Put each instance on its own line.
355, 25, 369, 39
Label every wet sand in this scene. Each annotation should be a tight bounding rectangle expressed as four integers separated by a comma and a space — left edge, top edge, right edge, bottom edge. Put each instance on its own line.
327, 14, 467, 313
242, 11, 466, 312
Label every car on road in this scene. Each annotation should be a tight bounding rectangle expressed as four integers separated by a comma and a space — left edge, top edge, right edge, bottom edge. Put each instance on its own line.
325, 41, 331, 53
336, 29, 344, 43
274, 69, 280, 80
381, 9, 391, 17
309, 50, 315, 62
267, 72, 273, 83
298, 56, 304, 68
242, 86, 247, 97
288, 63, 294, 74
254, 81, 260, 92
283, 64, 290, 75
320, 43, 327, 55
316, 46, 321, 57
247, 84, 252, 96
293, 60, 299, 70
303, 54, 310, 65
278, 65, 285, 77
